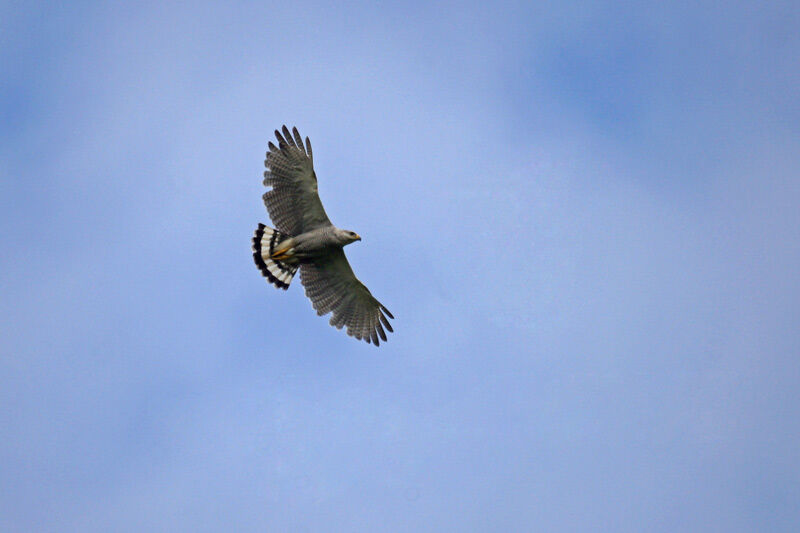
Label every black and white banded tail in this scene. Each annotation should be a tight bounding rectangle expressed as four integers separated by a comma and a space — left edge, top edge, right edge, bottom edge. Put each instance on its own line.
252, 223, 298, 290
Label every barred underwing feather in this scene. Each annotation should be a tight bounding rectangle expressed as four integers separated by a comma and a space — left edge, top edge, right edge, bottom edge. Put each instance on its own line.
380, 313, 393, 332
281, 125, 294, 147
263, 127, 331, 235
298, 248, 393, 345
275, 127, 289, 147
292, 127, 304, 151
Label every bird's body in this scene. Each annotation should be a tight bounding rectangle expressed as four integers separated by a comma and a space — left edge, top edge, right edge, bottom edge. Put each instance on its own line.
272, 226, 361, 264
252, 126, 393, 345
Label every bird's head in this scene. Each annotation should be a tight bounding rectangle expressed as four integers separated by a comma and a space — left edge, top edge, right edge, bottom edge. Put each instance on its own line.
338, 229, 361, 246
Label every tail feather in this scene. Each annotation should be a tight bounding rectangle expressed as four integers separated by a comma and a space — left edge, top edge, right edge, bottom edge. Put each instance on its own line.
252, 223, 298, 290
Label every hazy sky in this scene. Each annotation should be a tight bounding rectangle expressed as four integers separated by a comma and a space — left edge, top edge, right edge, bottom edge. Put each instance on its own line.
1, 1, 799, 531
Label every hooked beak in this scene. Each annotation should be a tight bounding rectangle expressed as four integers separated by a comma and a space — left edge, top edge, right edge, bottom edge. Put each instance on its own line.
355, 234, 362, 241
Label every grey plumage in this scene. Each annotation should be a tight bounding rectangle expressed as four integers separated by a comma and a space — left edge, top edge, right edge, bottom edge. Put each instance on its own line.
252, 126, 394, 346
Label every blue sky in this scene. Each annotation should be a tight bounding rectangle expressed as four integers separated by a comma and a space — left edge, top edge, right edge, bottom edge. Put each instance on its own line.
1, 1, 798, 531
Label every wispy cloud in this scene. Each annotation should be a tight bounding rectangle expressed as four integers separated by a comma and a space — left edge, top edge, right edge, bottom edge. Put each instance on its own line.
1, 1, 798, 531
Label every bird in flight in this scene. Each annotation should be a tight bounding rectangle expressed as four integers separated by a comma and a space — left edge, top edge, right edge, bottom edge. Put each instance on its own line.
252, 126, 394, 346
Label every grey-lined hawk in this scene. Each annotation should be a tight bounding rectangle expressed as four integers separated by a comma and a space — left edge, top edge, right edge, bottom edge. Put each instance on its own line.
252, 126, 394, 346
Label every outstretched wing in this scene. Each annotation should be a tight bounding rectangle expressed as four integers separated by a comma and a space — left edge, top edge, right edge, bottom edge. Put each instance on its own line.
263, 126, 332, 235
300, 249, 394, 346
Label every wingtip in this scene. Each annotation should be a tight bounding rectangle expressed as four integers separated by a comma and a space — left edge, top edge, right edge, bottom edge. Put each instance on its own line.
274, 128, 287, 148
281, 125, 294, 147
377, 322, 387, 342
380, 313, 393, 333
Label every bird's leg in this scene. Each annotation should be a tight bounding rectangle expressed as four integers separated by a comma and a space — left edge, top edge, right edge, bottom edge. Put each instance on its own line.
270, 239, 295, 261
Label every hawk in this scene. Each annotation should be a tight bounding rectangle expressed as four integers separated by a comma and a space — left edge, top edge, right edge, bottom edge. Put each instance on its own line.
252, 126, 394, 346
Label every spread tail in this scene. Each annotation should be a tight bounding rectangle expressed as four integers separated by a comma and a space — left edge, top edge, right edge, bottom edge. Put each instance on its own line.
252, 223, 298, 290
